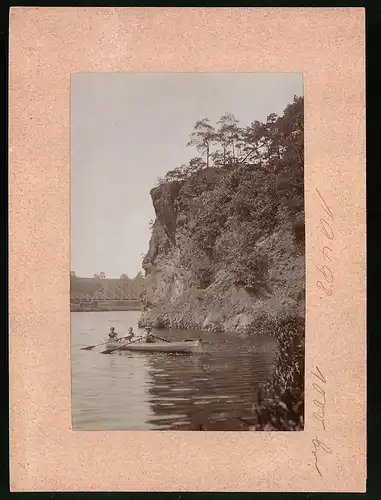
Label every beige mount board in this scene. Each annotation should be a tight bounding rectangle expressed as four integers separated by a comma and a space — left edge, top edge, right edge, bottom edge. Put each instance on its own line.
9, 7, 366, 492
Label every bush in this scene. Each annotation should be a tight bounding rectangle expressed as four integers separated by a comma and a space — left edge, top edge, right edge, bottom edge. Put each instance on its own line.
250, 314, 305, 430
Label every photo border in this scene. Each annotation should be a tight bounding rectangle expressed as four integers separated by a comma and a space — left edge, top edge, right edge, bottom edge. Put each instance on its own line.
9, 7, 366, 492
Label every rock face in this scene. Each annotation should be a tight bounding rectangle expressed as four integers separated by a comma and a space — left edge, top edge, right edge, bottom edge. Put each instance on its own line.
139, 163, 305, 333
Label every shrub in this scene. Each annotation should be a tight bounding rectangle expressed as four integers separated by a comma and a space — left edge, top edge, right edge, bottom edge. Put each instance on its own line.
251, 314, 305, 430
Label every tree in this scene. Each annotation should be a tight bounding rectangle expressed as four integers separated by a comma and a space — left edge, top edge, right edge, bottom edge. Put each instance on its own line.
238, 120, 266, 166
163, 157, 206, 184
93, 273, 99, 279
210, 150, 225, 167
215, 113, 240, 164
186, 118, 216, 168
70, 271, 76, 277
274, 96, 304, 214
99, 272, 106, 279
262, 113, 281, 164
276, 95, 304, 169
120, 273, 129, 280
188, 156, 206, 172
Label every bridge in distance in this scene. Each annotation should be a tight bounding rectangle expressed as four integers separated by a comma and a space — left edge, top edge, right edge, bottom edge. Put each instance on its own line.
70, 277, 142, 312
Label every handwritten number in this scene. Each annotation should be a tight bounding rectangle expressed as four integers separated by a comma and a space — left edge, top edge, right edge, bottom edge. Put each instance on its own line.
312, 438, 332, 455
313, 193, 334, 474
317, 281, 332, 296
316, 189, 334, 220
312, 455, 322, 476
316, 265, 334, 284
320, 219, 334, 241
312, 382, 326, 396
313, 366, 326, 384
313, 412, 326, 430
311, 367, 331, 475
320, 246, 333, 263
316, 190, 334, 296
312, 438, 332, 477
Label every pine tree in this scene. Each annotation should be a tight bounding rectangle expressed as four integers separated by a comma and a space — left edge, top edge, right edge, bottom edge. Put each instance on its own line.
186, 118, 216, 168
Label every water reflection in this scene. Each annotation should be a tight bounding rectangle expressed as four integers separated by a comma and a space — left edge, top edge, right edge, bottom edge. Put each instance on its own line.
144, 333, 276, 430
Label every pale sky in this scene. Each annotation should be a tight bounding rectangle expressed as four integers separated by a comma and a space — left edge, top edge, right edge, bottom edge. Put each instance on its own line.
70, 73, 303, 278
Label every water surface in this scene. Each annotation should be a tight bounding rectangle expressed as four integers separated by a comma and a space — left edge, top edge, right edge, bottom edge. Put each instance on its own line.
71, 311, 278, 430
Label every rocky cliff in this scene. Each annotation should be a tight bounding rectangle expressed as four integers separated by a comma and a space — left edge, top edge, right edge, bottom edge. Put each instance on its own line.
139, 96, 304, 333
139, 163, 305, 333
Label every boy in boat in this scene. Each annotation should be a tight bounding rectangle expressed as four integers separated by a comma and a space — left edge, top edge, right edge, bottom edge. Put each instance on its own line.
126, 327, 134, 341
108, 327, 118, 340
143, 327, 155, 343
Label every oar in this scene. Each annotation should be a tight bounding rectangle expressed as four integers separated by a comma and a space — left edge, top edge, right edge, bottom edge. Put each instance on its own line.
101, 336, 143, 354
199, 338, 211, 344
81, 335, 129, 350
151, 333, 171, 343
185, 337, 211, 344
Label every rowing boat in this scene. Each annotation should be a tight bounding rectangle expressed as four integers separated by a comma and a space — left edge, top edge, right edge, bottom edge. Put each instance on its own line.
105, 339, 202, 354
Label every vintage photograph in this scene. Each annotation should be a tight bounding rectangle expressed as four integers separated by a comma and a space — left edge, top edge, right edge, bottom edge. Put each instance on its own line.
70, 73, 305, 431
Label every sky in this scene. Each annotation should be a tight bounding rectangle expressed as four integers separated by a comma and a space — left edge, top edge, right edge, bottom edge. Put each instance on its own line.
70, 72, 303, 279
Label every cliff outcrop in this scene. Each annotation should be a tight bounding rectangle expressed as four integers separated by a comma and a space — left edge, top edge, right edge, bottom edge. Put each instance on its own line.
139, 168, 304, 332
139, 96, 305, 333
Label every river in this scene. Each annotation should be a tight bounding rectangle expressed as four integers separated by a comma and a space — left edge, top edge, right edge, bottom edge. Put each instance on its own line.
71, 310, 278, 431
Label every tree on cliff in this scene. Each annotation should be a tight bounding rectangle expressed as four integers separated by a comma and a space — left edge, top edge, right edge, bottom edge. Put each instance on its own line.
276, 95, 304, 170
186, 118, 216, 168
149, 94, 304, 291
238, 120, 270, 166
188, 156, 206, 172
215, 112, 240, 165
161, 157, 206, 184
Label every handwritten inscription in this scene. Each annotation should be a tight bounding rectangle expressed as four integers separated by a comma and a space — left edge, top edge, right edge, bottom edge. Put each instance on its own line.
311, 366, 332, 477
316, 189, 334, 297
312, 437, 332, 477
312, 366, 327, 430
311, 189, 334, 477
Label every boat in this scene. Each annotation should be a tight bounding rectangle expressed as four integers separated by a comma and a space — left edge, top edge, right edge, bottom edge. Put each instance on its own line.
105, 338, 202, 354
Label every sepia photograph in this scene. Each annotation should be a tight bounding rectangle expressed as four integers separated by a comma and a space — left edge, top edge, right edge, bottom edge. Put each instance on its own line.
70, 72, 305, 431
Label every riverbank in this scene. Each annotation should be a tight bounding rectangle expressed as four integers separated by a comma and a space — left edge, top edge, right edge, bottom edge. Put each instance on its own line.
71, 300, 142, 313
246, 313, 305, 431
71, 306, 142, 312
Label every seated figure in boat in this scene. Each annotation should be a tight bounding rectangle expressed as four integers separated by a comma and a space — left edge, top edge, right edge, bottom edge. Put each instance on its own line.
108, 326, 118, 340
126, 326, 134, 341
143, 327, 155, 343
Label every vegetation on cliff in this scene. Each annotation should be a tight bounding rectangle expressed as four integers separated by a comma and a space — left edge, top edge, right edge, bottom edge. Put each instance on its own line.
141, 95, 304, 332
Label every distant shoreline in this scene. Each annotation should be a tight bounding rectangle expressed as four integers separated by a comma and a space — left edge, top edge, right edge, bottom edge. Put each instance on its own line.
70, 307, 142, 312
70, 300, 142, 313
